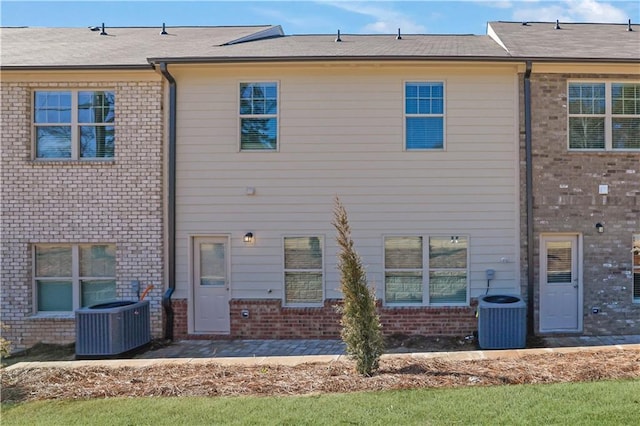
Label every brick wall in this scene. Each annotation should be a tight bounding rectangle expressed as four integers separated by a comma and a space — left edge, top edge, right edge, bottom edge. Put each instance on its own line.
171, 298, 478, 339
1, 79, 165, 352
523, 73, 640, 335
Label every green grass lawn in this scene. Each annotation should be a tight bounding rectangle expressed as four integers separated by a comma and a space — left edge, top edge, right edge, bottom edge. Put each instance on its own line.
2, 379, 639, 425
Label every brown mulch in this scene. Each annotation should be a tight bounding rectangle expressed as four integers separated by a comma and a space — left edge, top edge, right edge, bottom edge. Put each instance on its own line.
2, 350, 639, 403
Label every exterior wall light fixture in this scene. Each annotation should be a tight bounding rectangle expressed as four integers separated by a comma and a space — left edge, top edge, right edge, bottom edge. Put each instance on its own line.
595, 223, 604, 233
243, 232, 254, 243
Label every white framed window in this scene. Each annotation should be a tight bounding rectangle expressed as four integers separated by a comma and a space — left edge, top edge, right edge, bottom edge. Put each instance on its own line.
283, 236, 323, 305
405, 82, 445, 150
633, 234, 640, 302
384, 235, 468, 306
568, 82, 640, 150
34, 244, 116, 313
239, 82, 278, 151
33, 90, 115, 159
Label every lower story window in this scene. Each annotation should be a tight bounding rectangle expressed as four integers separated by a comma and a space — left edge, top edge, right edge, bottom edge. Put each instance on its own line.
384, 235, 468, 305
34, 244, 116, 312
633, 235, 640, 302
284, 236, 323, 305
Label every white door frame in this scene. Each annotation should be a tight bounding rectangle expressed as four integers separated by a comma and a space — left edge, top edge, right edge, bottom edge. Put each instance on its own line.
189, 235, 231, 334
539, 233, 583, 333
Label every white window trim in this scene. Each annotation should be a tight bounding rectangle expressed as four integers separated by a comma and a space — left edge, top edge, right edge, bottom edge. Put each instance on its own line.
32, 89, 115, 161
238, 81, 280, 152
383, 234, 469, 307
567, 80, 640, 152
282, 235, 325, 307
32, 243, 116, 315
403, 80, 447, 152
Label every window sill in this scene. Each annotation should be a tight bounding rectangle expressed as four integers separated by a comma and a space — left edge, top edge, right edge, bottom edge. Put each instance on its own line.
28, 313, 75, 320
31, 159, 116, 166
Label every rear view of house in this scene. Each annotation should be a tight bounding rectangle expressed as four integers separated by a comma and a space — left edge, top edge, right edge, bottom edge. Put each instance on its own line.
1, 21, 637, 352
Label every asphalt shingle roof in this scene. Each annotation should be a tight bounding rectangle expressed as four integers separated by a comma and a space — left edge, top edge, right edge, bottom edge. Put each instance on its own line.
2, 21, 639, 69
488, 21, 640, 61
0, 25, 281, 68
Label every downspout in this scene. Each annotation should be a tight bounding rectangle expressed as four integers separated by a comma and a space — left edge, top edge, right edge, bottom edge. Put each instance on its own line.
524, 60, 534, 335
159, 62, 177, 340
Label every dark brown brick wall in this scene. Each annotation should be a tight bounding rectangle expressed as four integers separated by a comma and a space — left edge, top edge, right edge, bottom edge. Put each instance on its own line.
521, 73, 639, 335
171, 298, 478, 339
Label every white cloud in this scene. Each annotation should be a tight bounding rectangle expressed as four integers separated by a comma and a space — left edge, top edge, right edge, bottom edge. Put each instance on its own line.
512, 0, 628, 23
320, 1, 427, 34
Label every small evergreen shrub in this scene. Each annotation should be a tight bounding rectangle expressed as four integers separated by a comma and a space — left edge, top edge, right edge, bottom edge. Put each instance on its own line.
332, 197, 384, 376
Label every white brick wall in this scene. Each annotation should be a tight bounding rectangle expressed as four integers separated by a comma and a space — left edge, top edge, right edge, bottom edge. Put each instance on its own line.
1, 79, 165, 352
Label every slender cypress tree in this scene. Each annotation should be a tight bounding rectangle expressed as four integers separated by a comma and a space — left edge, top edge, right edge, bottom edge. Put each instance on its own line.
332, 197, 384, 376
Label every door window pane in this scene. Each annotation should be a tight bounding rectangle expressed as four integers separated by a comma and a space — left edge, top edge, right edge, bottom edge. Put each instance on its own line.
547, 241, 572, 283
200, 243, 226, 286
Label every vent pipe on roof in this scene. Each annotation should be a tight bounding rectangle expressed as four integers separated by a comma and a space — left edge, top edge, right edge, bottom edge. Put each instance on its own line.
628, 19, 633, 31
100, 22, 107, 36
396, 28, 402, 40
335, 29, 342, 42
161, 23, 168, 35
554, 20, 561, 30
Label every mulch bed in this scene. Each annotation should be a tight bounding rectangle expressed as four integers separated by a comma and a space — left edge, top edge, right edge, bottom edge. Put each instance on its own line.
2, 350, 638, 403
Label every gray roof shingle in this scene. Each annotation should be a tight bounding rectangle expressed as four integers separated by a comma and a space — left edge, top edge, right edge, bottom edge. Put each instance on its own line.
2, 21, 638, 69
488, 21, 640, 61
0, 25, 282, 68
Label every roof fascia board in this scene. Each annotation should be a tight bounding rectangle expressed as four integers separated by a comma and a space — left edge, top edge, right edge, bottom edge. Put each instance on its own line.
148, 56, 639, 65
0, 64, 155, 71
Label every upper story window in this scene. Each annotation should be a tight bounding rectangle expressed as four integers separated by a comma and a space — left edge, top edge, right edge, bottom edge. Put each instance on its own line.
405, 82, 445, 150
240, 82, 278, 151
384, 235, 468, 306
284, 236, 323, 306
633, 234, 640, 303
568, 82, 640, 151
34, 90, 115, 160
34, 244, 116, 313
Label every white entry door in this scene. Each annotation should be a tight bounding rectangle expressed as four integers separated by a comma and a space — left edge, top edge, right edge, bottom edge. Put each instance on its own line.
539, 235, 581, 332
193, 237, 230, 334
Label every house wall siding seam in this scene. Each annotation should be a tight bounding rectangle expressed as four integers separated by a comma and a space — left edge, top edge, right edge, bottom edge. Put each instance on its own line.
0, 80, 165, 352
522, 72, 640, 335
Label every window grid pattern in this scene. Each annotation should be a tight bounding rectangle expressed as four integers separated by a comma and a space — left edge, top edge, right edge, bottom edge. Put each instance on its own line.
384, 236, 468, 306
568, 82, 640, 150
240, 82, 278, 150
405, 82, 445, 150
284, 236, 323, 305
34, 90, 115, 159
34, 244, 116, 312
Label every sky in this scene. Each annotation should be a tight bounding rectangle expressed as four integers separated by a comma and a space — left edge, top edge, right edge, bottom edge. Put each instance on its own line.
1, 0, 639, 35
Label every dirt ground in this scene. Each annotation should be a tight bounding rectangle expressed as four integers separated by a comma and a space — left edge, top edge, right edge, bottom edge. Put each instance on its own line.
2, 336, 639, 404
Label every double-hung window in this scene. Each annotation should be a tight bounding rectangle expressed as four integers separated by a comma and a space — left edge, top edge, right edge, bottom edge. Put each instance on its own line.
568, 82, 640, 150
384, 235, 468, 305
405, 82, 445, 150
34, 244, 116, 313
34, 90, 115, 159
284, 236, 323, 305
633, 234, 640, 302
239, 82, 278, 150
